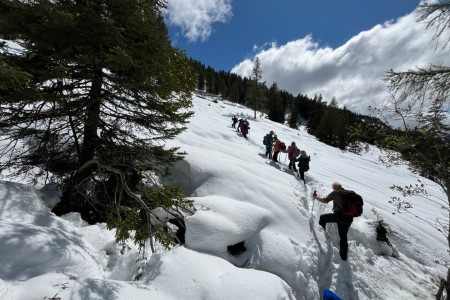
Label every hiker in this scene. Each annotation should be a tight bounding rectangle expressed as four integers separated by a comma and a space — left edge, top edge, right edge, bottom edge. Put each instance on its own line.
231, 116, 238, 128
264, 131, 274, 159
272, 136, 280, 162
237, 118, 244, 132
272, 137, 285, 162
295, 150, 310, 184
241, 120, 250, 138
313, 182, 353, 261
281, 142, 298, 172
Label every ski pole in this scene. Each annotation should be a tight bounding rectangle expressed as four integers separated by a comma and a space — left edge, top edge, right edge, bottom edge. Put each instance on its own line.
312, 191, 316, 214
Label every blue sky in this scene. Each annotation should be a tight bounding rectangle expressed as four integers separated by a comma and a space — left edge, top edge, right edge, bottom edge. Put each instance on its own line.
164, 1, 450, 121
166, 0, 420, 72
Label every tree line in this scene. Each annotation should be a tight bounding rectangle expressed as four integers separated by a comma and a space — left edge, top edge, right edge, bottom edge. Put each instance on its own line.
190, 59, 380, 151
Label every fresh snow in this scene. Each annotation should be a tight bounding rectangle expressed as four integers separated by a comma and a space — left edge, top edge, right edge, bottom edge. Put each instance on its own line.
0, 93, 447, 300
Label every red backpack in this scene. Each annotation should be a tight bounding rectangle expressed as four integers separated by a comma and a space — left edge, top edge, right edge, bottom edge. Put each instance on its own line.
339, 190, 364, 217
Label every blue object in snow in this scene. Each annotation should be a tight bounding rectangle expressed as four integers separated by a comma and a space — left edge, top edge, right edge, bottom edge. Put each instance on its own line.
323, 289, 343, 300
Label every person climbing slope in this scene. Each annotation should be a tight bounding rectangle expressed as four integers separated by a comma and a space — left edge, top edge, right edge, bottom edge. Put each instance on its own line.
241, 119, 250, 138
295, 150, 310, 184
231, 115, 238, 128
264, 131, 274, 159
272, 136, 282, 162
281, 142, 298, 172
313, 182, 353, 261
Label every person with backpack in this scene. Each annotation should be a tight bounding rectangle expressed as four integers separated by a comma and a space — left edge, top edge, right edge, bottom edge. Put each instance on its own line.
313, 182, 353, 261
237, 118, 244, 132
295, 150, 310, 184
241, 120, 250, 138
264, 131, 274, 159
231, 116, 238, 128
272, 136, 284, 162
281, 142, 298, 172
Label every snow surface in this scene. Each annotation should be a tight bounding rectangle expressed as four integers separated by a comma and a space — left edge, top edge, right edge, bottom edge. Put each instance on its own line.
0, 93, 447, 300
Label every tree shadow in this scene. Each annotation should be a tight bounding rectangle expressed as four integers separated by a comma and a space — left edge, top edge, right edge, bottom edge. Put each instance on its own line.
75, 278, 122, 300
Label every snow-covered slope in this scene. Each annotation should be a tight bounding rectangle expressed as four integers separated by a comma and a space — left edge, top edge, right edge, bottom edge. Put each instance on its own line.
0, 93, 447, 300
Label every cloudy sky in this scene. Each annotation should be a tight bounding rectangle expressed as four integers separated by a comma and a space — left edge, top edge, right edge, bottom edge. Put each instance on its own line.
165, 0, 450, 116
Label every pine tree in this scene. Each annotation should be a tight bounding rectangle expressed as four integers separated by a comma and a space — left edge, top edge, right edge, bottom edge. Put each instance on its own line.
247, 57, 263, 119
267, 83, 285, 123
287, 101, 299, 129
0, 0, 196, 251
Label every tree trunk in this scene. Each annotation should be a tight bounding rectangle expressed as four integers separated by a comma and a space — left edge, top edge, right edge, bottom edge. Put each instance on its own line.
80, 76, 102, 165
52, 69, 103, 222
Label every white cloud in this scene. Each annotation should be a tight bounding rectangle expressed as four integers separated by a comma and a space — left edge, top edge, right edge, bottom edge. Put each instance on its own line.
165, 0, 232, 42
231, 9, 450, 117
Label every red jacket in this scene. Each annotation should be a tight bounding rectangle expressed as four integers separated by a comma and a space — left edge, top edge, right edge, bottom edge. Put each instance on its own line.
281, 145, 296, 160
241, 124, 249, 135
273, 140, 282, 152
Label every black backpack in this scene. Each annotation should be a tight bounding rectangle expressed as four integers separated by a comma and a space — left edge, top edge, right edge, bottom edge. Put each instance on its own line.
339, 190, 364, 217
263, 135, 268, 145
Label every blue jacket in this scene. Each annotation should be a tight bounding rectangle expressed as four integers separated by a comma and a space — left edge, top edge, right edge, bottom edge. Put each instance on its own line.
265, 134, 274, 149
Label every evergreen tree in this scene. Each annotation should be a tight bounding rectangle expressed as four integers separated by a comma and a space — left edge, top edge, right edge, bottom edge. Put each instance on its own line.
288, 96, 300, 129
267, 83, 284, 123
329, 96, 338, 108
306, 95, 326, 134
0, 0, 196, 251
206, 67, 215, 94
198, 71, 205, 91
248, 57, 263, 119
297, 94, 311, 121
229, 81, 240, 103
314, 108, 335, 145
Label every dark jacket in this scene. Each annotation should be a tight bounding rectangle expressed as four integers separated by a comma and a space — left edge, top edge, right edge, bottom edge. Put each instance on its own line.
265, 134, 274, 149
296, 155, 310, 171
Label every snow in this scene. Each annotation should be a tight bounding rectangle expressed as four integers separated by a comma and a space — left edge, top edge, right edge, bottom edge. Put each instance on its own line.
0, 93, 447, 300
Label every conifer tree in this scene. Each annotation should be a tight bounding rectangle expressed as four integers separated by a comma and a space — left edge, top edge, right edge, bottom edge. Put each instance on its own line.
0, 0, 196, 251
267, 83, 285, 123
288, 100, 300, 129
246, 57, 263, 119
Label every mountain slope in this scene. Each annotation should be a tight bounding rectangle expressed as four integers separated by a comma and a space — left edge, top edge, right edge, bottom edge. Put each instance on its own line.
0, 92, 447, 300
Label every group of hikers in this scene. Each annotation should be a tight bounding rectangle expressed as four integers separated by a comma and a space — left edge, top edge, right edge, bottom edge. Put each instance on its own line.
231, 116, 250, 138
230, 115, 358, 262
263, 130, 354, 261
263, 130, 311, 185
